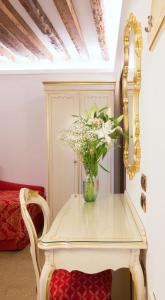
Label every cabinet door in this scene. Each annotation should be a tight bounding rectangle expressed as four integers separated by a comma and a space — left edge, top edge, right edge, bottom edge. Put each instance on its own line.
79, 91, 114, 193
47, 93, 79, 218
46, 87, 115, 218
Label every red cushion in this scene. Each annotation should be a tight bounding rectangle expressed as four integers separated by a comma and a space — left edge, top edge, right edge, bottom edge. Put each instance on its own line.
50, 269, 112, 300
0, 189, 44, 250
0, 180, 45, 197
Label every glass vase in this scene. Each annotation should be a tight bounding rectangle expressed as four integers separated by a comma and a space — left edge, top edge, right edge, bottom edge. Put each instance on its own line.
83, 175, 99, 202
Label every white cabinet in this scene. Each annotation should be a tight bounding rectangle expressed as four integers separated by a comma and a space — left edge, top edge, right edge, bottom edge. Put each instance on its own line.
44, 82, 115, 218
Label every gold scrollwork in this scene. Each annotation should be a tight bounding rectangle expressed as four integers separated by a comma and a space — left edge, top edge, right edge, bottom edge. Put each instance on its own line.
122, 13, 142, 179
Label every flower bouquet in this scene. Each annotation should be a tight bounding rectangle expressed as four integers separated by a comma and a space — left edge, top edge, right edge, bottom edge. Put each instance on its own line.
61, 104, 123, 202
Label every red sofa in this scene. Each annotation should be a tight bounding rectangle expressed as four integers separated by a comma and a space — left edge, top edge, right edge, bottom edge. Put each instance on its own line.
0, 180, 44, 250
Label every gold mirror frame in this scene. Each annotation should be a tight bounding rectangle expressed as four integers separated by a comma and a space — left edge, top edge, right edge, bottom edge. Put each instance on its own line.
122, 13, 143, 179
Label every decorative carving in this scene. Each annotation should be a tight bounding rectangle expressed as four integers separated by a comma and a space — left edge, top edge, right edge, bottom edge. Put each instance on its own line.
19, 0, 69, 59
90, 0, 109, 60
53, 0, 88, 57
27, 189, 39, 201
0, 0, 53, 60
122, 14, 142, 179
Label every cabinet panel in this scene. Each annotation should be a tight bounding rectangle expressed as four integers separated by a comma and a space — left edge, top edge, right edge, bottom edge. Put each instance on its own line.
47, 93, 79, 217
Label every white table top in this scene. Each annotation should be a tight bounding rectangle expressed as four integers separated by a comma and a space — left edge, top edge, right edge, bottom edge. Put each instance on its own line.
39, 193, 147, 249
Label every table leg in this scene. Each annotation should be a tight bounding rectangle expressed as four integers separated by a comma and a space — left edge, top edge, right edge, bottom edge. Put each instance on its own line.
130, 251, 146, 300
38, 251, 55, 300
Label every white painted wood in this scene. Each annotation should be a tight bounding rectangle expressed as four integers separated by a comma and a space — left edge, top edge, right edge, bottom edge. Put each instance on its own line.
19, 188, 50, 297
46, 92, 79, 219
38, 193, 147, 300
45, 82, 115, 218
130, 250, 146, 300
38, 250, 55, 300
124, 191, 147, 244
39, 194, 146, 246
43, 82, 116, 92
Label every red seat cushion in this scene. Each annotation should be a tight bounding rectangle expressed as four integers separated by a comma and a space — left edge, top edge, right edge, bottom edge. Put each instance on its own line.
50, 269, 112, 300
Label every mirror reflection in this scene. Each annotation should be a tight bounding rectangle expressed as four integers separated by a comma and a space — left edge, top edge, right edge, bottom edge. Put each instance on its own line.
128, 31, 135, 165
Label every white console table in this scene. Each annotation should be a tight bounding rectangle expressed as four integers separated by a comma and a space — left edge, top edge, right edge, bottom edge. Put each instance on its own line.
38, 193, 147, 300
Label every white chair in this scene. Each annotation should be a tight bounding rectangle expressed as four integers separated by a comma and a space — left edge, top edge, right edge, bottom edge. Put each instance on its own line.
19, 188, 50, 296
20, 188, 112, 300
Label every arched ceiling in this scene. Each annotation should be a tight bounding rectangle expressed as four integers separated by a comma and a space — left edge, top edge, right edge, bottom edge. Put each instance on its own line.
0, 0, 123, 71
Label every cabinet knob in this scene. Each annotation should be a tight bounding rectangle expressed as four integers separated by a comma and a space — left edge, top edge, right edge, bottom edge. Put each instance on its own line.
74, 160, 78, 164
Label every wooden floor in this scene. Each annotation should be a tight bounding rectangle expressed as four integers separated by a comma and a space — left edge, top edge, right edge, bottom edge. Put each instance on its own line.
0, 247, 36, 300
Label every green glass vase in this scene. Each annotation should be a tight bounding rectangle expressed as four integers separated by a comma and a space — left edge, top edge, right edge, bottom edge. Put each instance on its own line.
83, 175, 98, 202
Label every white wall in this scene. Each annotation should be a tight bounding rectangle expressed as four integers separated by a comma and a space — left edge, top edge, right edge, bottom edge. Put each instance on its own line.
116, 1, 165, 299
0, 74, 46, 186
0, 72, 113, 186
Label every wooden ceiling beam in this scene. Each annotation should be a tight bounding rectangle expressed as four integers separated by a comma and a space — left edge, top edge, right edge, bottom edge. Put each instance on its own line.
0, 9, 38, 58
90, 0, 109, 60
0, 0, 53, 60
53, 0, 88, 57
0, 44, 15, 62
18, 0, 70, 59
0, 23, 35, 60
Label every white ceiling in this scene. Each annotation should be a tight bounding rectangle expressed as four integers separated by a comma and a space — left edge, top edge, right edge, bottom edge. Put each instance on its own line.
0, 0, 123, 72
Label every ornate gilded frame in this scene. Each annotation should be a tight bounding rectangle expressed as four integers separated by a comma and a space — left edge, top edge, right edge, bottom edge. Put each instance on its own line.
122, 14, 142, 179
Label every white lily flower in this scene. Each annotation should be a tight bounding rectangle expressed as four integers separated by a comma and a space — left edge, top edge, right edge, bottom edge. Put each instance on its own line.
61, 104, 123, 178
105, 135, 111, 145
87, 118, 94, 125
107, 107, 112, 117
110, 126, 123, 134
96, 121, 112, 145
88, 117, 102, 127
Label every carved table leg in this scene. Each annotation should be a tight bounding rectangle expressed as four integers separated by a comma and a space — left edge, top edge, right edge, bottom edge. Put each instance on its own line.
130, 250, 146, 300
38, 250, 55, 300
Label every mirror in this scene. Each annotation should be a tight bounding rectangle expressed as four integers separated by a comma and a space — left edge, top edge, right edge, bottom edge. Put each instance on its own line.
122, 13, 142, 179
128, 31, 135, 165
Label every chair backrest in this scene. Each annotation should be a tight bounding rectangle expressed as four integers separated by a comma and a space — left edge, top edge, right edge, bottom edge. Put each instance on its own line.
19, 188, 50, 290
